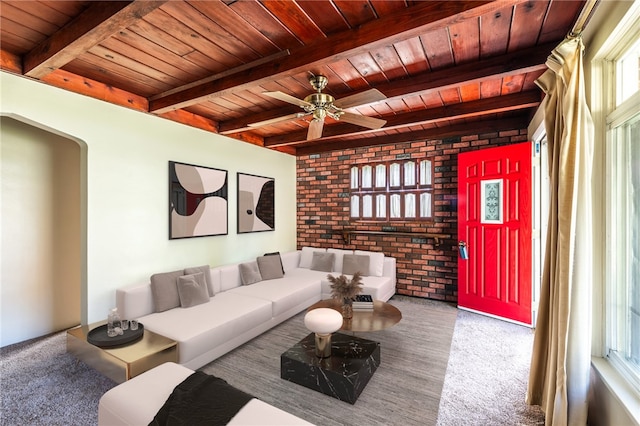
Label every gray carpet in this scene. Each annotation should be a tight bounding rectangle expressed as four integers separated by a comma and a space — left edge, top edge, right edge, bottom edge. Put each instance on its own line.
0, 297, 544, 425
200, 296, 458, 426
437, 309, 545, 425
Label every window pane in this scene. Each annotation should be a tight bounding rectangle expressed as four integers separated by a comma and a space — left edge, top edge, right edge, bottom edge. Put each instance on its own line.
376, 194, 386, 218
390, 163, 400, 187
362, 165, 372, 188
350, 195, 359, 217
420, 160, 432, 185
617, 37, 640, 105
420, 192, 432, 217
362, 195, 373, 218
390, 194, 401, 218
405, 194, 416, 218
375, 164, 386, 188
350, 166, 359, 189
404, 162, 416, 186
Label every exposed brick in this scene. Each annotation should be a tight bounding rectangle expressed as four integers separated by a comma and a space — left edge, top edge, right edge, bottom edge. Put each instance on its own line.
296, 127, 527, 304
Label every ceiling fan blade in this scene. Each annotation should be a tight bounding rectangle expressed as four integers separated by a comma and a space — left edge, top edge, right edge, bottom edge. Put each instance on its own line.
248, 113, 305, 128
333, 89, 386, 109
307, 118, 325, 140
263, 91, 312, 108
339, 112, 386, 129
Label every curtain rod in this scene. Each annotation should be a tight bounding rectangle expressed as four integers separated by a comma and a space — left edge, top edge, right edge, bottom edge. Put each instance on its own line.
569, 0, 600, 37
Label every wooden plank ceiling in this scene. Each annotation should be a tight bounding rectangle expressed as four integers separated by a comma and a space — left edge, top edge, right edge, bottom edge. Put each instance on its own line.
0, 0, 586, 155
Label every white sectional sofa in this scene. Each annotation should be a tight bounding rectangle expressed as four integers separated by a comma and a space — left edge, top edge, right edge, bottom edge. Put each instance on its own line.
98, 362, 314, 425
116, 247, 396, 370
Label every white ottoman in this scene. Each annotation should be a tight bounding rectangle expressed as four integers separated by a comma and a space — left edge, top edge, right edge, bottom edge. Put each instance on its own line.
304, 308, 343, 358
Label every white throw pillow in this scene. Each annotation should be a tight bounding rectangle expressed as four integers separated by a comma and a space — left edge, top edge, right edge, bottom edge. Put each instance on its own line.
355, 250, 385, 277
299, 247, 326, 269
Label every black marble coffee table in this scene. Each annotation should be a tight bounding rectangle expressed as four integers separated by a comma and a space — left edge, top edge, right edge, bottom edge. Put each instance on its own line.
280, 332, 380, 404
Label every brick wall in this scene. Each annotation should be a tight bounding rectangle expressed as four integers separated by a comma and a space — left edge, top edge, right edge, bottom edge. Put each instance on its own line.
296, 129, 528, 303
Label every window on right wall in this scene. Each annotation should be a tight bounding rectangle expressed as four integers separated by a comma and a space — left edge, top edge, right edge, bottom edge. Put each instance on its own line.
350, 158, 434, 222
605, 30, 640, 392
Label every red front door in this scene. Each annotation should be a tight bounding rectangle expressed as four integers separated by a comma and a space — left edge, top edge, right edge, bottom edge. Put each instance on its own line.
457, 142, 532, 325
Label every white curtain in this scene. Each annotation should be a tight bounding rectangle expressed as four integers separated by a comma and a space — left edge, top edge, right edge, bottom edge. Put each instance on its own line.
526, 37, 594, 426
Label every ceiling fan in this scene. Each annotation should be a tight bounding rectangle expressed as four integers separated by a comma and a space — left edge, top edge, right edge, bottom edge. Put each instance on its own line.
249, 75, 387, 140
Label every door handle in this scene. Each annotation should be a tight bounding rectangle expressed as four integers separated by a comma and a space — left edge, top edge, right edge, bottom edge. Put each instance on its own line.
458, 241, 469, 260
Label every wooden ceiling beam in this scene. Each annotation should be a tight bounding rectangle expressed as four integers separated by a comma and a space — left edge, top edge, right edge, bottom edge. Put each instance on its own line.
218, 41, 555, 135
150, 0, 529, 113
265, 91, 541, 147
0, 49, 22, 74
24, 1, 168, 79
294, 116, 530, 156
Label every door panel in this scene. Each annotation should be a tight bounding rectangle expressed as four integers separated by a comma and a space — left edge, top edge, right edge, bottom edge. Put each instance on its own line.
458, 142, 532, 325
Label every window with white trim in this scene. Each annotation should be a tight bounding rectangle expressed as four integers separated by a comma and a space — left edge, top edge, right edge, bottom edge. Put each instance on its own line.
350, 159, 434, 221
606, 30, 640, 392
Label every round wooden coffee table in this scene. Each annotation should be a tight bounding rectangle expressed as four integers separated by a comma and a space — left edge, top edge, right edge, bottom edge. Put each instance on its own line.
308, 299, 402, 332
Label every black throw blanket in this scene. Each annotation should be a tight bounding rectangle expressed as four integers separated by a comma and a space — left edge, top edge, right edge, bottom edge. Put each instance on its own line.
149, 372, 254, 426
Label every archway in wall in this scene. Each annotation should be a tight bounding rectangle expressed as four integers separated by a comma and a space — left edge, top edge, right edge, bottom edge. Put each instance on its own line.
0, 114, 88, 347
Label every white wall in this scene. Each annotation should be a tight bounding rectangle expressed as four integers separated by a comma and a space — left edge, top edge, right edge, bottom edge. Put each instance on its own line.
1, 117, 82, 346
0, 72, 297, 343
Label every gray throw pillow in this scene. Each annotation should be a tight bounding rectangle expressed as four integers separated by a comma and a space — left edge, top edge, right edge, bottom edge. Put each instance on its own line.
263, 252, 285, 274
184, 265, 214, 297
150, 269, 184, 312
257, 255, 284, 280
310, 252, 335, 272
239, 261, 262, 285
177, 272, 210, 308
342, 254, 370, 276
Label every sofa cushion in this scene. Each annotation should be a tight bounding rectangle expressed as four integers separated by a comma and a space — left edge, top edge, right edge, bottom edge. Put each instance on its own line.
355, 250, 385, 277
263, 252, 284, 274
150, 269, 184, 312
239, 261, 262, 285
256, 255, 284, 280
299, 247, 326, 268
342, 254, 370, 276
310, 252, 335, 272
184, 265, 214, 297
177, 273, 210, 308
327, 248, 353, 273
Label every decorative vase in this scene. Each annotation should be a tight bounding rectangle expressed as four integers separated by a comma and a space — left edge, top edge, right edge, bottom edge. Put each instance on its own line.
342, 298, 353, 319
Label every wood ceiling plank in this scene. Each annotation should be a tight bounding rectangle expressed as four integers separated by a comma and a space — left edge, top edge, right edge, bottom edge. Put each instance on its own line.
0, 49, 22, 73
160, 1, 262, 63
129, 19, 193, 57
266, 90, 540, 146
348, 52, 386, 84
225, 0, 303, 50
112, 29, 210, 82
501, 74, 526, 95
449, 17, 479, 65
327, 59, 371, 91
370, 45, 408, 81
149, 0, 519, 113
24, 1, 168, 79
219, 41, 553, 134
187, 0, 280, 56
64, 54, 170, 96
479, 4, 513, 58
0, 21, 41, 53
394, 37, 430, 75
98, 38, 199, 85
480, 78, 502, 99
369, 0, 411, 17
143, 8, 241, 69
508, 0, 549, 51
459, 82, 481, 102
421, 27, 455, 70
297, 0, 350, 35
261, 0, 325, 44
538, 0, 584, 43
88, 44, 183, 87
0, 2, 62, 36
40, 68, 148, 111
439, 87, 462, 105
295, 116, 529, 155
332, 0, 378, 27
